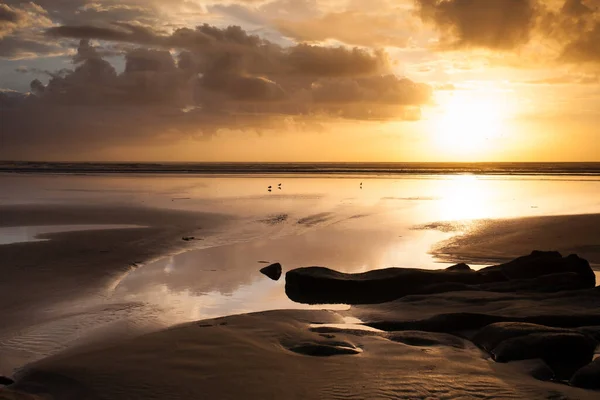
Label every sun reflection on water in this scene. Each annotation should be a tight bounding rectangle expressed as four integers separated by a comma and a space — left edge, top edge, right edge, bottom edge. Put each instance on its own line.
435, 175, 493, 222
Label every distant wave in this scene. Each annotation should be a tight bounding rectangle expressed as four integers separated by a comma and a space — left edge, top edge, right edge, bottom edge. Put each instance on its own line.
1, 161, 600, 176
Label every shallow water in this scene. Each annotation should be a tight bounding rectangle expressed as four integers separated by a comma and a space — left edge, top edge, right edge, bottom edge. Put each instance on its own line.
0, 173, 599, 373
0, 225, 144, 245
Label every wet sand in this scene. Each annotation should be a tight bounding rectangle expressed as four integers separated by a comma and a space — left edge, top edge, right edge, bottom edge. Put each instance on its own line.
1, 174, 599, 399
1, 209, 600, 398
429, 213, 600, 267
0, 204, 230, 373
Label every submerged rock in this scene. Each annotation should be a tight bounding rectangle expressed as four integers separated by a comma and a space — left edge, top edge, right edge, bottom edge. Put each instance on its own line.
570, 358, 600, 390
260, 263, 282, 281
285, 251, 595, 305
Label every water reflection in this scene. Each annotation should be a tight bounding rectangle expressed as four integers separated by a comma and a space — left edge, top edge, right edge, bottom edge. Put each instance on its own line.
114, 214, 452, 324
107, 174, 600, 324
435, 176, 493, 221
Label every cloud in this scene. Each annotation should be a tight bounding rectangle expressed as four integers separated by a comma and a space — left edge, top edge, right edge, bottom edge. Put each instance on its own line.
522, 73, 599, 84
47, 23, 390, 77
0, 3, 65, 59
274, 11, 414, 47
1, 27, 432, 160
416, 0, 537, 50
560, 22, 600, 63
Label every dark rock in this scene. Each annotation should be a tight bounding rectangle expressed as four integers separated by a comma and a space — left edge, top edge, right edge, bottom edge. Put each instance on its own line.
576, 326, 600, 342
472, 322, 573, 352
367, 313, 510, 333
446, 263, 472, 272
285, 252, 595, 304
417, 282, 475, 295
570, 358, 600, 389
285, 266, 482, 304
528, 360, 556, 381
387, 331, 466, 349
491, 332, 596, 380
476, 272, 588, 293
0, 376, 14, 386
287, 341, 361, 356
260, 263, 282, 281
479, 251, 595, 288
366, 313, 600, 334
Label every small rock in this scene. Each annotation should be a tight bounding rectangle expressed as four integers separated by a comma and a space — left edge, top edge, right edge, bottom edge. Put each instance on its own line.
260, 263, 282, 281
182, 237, 202, 241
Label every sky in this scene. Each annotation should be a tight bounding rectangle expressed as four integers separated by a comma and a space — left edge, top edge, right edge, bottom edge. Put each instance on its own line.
0, 0, 599, 162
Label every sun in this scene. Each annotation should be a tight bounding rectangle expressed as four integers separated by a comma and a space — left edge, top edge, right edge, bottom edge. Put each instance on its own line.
434, 90, 508, 156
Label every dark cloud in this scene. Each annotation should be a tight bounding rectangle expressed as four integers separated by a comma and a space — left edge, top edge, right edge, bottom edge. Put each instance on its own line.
0, 4, 20, 24
287, 45, 388, 77
311, 75, 431, 105
1, 26, 432, 160
417, 0, 537, 50
562, 0, 594, 16
2, 0, 158, 26
47, 23, 389, 77
560, 22, 600, 62
0, 36, 64, 59
0, 3, 65, 59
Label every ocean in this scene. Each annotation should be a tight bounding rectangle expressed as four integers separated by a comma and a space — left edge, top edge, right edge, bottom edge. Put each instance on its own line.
1, 161, 600, 176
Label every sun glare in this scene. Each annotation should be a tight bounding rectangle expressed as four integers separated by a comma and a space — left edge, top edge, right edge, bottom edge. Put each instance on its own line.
434, 90, 509, 157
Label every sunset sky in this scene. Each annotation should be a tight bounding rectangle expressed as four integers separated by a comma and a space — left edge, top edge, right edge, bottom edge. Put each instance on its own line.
0, 0, 599, 162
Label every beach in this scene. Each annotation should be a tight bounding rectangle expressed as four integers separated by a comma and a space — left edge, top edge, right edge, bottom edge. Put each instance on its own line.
0, 171, 599, 399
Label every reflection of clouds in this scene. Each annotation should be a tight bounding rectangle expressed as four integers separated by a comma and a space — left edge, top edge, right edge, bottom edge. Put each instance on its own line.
113, 215, 435, 324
